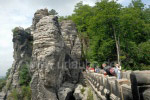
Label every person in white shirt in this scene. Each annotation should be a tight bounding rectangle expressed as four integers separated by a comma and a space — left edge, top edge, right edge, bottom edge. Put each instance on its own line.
115, 63, 121, 79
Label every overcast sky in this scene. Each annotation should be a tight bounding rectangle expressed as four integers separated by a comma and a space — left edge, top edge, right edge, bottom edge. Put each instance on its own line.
0, 0, 149, 76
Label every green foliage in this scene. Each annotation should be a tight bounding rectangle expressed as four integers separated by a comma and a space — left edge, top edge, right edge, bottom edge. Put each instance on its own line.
21, 86, 32, 100
89, 61, 99, 68
19, 64, 31, 86
87, 88, 94, 100
12, 27, 23, 36
49, 9, 58, 15
58, 16, 72, 22
80, 87, 85, 94
8, 88, 19, 100
68, 0, 150, 70
0, 68, 10, 91
138, 41, 150, 64
6, 68, 11, 79
72, 1, 93, 33
8, 86, 31, 100
0, 78, 6, 92
8, 64, 31, 100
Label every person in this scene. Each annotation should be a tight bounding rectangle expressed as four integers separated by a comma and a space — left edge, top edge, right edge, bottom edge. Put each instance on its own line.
95, 66, 100, 73
102, 62, 116, 76
86, 65, 90, 70
114, 63, 121, 79
89, 67, 95, 72
109, 65, 116, 76
102, 63, 111, 75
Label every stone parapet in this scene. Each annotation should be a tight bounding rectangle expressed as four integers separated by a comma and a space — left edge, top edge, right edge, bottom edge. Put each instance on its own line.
85, 70, 150, 100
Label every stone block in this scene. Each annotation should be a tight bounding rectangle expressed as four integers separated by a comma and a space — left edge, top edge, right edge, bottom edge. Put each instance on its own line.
121, 71, 132, 80
130, 71, 150, 100
110, 79, 130, 100
110, 81, 120, 100
143, 88, 150, 100
106, 76, 116, 91
121, 84, 132, 100
100, 75, 106, 96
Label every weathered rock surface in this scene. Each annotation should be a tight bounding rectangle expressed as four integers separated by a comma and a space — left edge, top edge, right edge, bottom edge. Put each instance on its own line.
60, 20, 81, 60
0, 91, 6, 100
11, 27, 32, 88
31, 12, 82, 99
58, 82, 75, 100
31, 15, 66, 100
71, 37, 82, 60
73, 84, 84, 100
0, 27, 33, 99
60, 20, 77, 50
1, 9, 82, 100
60, 20, 82, 85
32, 9, 49, 30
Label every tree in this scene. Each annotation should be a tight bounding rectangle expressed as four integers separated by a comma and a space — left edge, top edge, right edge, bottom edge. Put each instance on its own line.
19, 64, 31, 86
138, 41, 150, 65
68, 0, 150, 70
49, 9, 58, 15
71, 1, 93, 60
72, 1, 93, 33
87, 0, 121, 64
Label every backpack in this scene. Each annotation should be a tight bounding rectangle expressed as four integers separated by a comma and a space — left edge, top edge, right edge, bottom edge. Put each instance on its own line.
109, 68, 116, 76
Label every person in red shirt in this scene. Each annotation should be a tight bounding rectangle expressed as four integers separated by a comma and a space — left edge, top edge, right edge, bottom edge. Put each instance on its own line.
88, 67, 95, 72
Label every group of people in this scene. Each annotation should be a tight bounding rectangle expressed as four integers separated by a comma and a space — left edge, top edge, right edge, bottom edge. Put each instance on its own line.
87, 62, 122, 79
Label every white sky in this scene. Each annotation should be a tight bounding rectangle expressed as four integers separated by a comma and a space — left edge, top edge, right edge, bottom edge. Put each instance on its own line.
0, 0, 149, 76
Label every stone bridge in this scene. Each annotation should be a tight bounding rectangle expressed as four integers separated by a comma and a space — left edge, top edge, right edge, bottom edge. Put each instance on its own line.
84, 70, 150, 100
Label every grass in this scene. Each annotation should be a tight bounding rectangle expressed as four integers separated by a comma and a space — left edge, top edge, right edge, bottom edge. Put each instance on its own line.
87, 88, 94, 100
80, 87, 85, 94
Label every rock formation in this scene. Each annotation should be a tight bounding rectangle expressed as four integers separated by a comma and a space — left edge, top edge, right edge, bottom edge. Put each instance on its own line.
11, 27, 32, 88
0, 27, 33, 99
0, 9, 82, 100
31, 15, 66, 100
60, 20, 77, 51
32, 9, 49, 30
30, 9, 82, 99
60, 20, 81, 61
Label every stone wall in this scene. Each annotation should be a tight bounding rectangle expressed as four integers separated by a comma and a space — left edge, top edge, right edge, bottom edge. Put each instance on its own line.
85, 70, 150, 100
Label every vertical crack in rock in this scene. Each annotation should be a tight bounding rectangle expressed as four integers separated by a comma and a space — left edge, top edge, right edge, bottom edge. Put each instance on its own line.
60, 20, 81, 60
60, 20, 82, 83
60, 20, 77, 51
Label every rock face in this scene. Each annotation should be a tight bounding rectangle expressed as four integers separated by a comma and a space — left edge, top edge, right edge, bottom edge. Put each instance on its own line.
30, 9, 82, 100
60, 20, 77, 51
60, 20, 81, 60
31, 15, 66, 100
60, 20, 82, 85
0, 9, 82, 100
32, 9, 49, 30
0, 27, 33, 99
11, 27, 32, 88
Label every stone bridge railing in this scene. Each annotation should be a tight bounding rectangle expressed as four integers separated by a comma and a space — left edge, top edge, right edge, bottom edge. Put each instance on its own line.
84, 70, 150, 100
